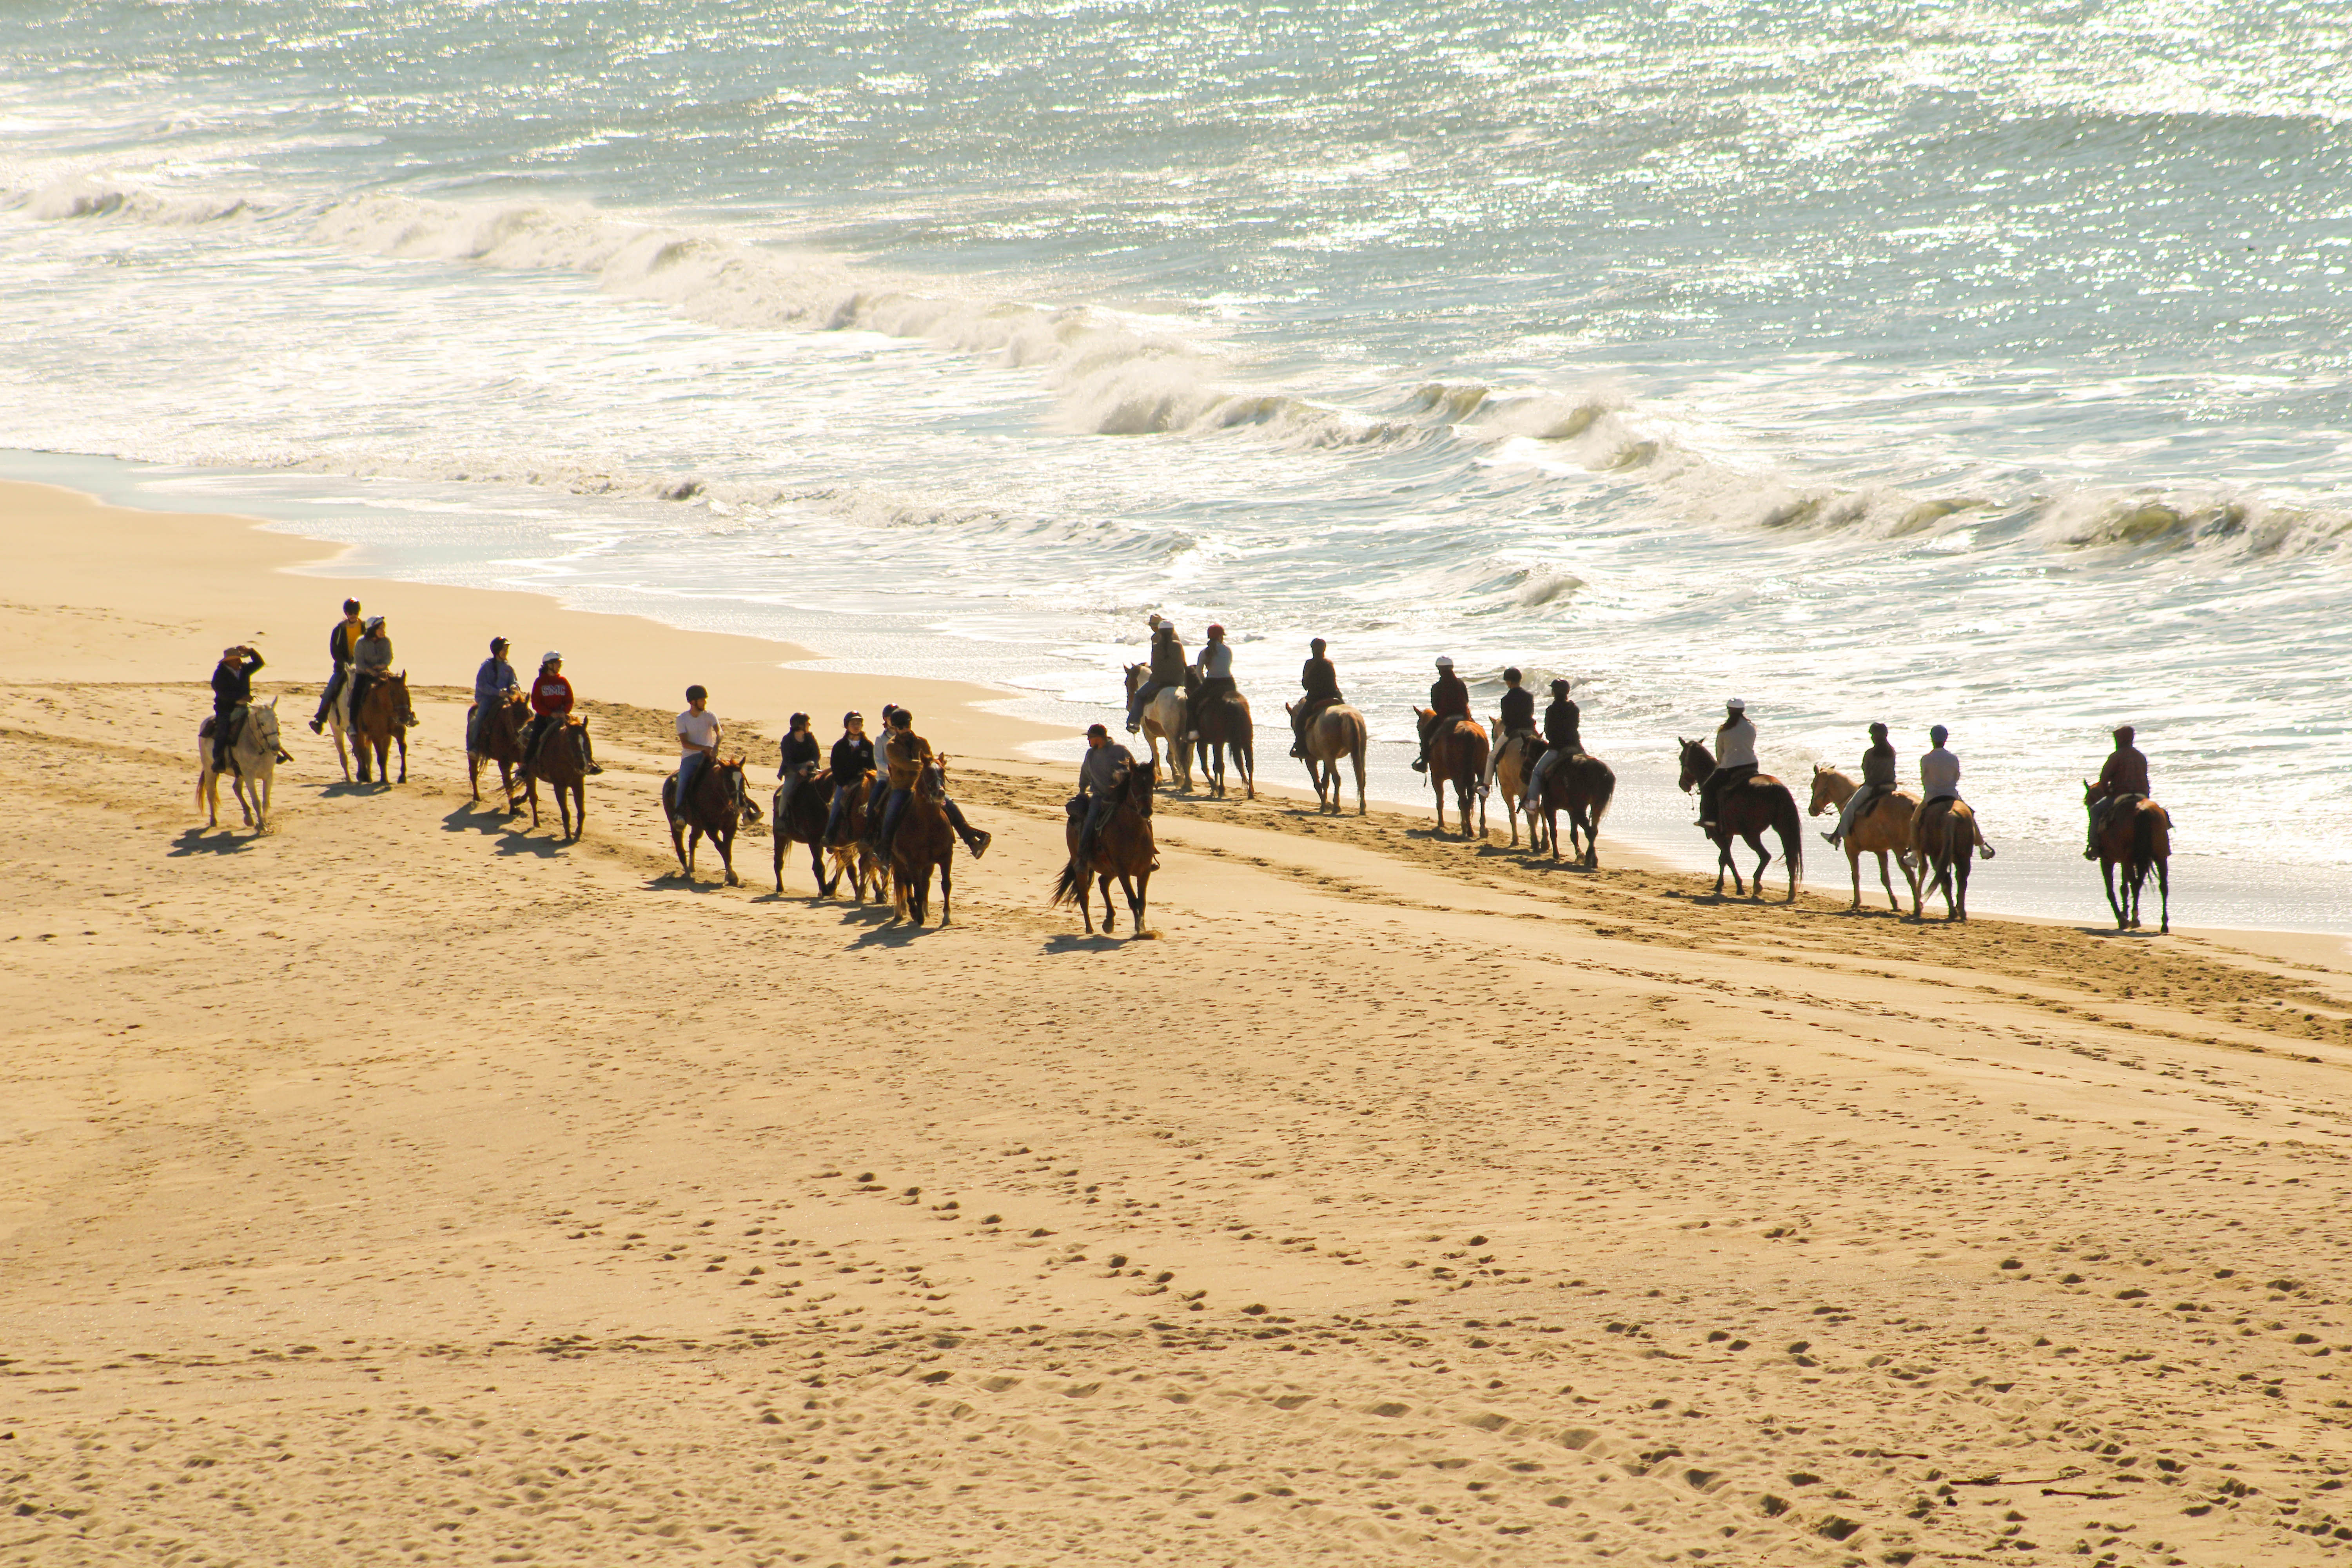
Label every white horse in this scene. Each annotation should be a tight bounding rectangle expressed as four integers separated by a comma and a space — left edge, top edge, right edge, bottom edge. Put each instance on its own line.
1122, 663, 1192, 792
322, 663, 358, 783
197, 697, 282, 832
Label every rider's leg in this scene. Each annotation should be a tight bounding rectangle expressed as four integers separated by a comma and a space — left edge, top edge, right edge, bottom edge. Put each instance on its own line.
676, 752, 704, 811
1290, 704, 1311, 758
1828, 786, 1867, 845
1076, 794, 1115, 862
1412, 711, 1436, 773
877, 788, 910, 855
211, 707, 235, 774
1127, 681, 1160, 733
312, 666, 345, 732
2084, 796, 2108, 859
580, 724, 602, 775
942, 797, 991, 859
1697, 768, 1723, 829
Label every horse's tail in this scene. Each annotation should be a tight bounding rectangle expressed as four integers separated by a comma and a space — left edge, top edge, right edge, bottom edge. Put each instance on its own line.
1772, 784, 1804, 891
1049, 858, 1083, 908
1588, 761, 1617, 830
2133, 802, 2167, 867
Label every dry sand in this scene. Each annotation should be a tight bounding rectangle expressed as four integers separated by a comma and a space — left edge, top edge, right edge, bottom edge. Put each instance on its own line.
5, 479, 2352, 1566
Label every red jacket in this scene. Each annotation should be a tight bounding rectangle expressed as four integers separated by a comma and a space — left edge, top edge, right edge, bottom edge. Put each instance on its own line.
530, 670, 575, 718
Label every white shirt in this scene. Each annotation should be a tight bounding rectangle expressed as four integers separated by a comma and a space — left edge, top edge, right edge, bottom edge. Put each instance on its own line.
677, 708, 720, 759
1199, 641, 1232, 681
1715, 715, 1757, 769
1920, 746, 1961, 802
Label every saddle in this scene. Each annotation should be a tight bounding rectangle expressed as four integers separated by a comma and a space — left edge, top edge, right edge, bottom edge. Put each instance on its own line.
201, 706, 245, 744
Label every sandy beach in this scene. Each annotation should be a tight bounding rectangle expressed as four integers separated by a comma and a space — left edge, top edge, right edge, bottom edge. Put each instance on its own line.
5, 478, 2352, 1566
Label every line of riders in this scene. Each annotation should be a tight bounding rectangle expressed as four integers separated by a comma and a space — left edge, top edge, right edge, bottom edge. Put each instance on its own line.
207, 600, 2167, 907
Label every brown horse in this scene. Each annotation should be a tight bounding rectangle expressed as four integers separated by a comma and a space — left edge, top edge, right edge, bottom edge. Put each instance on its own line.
353, 671, 415, 785
1806, 766, 1919, 913
1909, 797, 1983, 922
1414, 709, 1488, 840
468, 691, 528, 811
1526, 750, 1617, 867
663, 757, 751, 886
771, 767, 839, 895
1675, 737, 1803, 901
1053, 756, 1157, 935
824, 769, 885, 903
1491, 725, 1537, 846
889, 759, 957, 926
1288, 700, 1367, 815
2084, 782, 2171, 933
1190, 689, 1255, 800
519, 718, 591, 840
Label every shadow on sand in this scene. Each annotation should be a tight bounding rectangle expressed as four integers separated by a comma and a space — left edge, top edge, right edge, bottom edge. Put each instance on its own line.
168, 826, 258, 856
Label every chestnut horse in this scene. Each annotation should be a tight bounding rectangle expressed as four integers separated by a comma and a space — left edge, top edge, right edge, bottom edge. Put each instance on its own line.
468, 691, 527, 811
519, 719, 591, 840
771, 766, 839, 895
352, 671, 414, 785
1675, 737, 1803, 901
2084, 783, 2171, 933
1909, 797, 1984, 922
1053, 756, 1157, 935
663, 757, 752, 886
1413, 709, 1488, 840
1490, 725, 1536, 847
889, 759, 957, 926
1526, 750, 1616, 867
1190, 688, 1255, 800
1288, 700, 1367, 815
1806, 766, 1918, 913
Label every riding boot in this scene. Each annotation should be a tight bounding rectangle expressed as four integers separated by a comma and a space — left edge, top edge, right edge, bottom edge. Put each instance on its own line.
944, 799, 990, 859
2083, 800, 2104, 860
582, 728, 604, 775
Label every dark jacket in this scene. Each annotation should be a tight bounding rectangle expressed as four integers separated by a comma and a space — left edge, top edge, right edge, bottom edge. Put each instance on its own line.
1860, 740, 1897, 789
327, 618, 363, 666
1149, 631, 1188, 686
1429, 672, 1470, 720
1499, 686, 1535, 733
1301, 656, 1339, 700
212, 652, 262, 710
780, 730, 824, 773
2097, 745, 2150, 798
829, 734, 875, 779
1543, 697, 1580, 751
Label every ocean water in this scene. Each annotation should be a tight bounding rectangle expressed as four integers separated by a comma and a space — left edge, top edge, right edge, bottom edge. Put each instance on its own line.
5, 2, 2350, 927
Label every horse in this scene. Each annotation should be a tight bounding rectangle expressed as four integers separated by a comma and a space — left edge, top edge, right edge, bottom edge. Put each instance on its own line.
352, 671, 414, 786
1190, 688, 1255, 800
823, 769, 886, 904
889, 758, 958, 926
468, 690, 528, 812
1490, 724, 1537, 847
1526, 750, 1617, 867
519, 718, 592, 840
1052, 756, 1158, 935
1413, 709, 1488, 840
1806, 766, 1919, 913
770, 766, 838, 894
1909, 797, 1985, 922
663, 757, 752, 886
1122, 664, 1192, 792
196, 697, 281, 833
1675, 737, 1804, 901
1288, 700, 1367, 815
2084, 782, 2171, 934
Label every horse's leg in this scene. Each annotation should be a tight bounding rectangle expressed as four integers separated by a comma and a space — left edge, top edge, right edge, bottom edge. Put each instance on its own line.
1748, 831, 1771, 901
938, 853, 951, 925
396, 731, 407, 785
1953, 852, 1969, 922
774, 829, 789, 893
2157, 859, 2169, 935
719, 828, 740, 888
333, 723, 352, 783
469, 751, 481, 802
1098, 871, 1118, 933
1353, 749, 1367, 816
1713, 835, 1731, 896
1849, 846, 1865, 910
1432, 773, 1448, 835
2100, 859, 2124, 929
671, 813, 693, 877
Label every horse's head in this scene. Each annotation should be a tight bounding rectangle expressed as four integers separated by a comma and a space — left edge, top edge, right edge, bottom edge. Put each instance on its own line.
1123, 663, 1145, 696
1126, 755, 1157, 814
1675, 736, 1712, 793
247, 699, 281, 753
1805, 763, 1843, 816
388, 671, 416, 723
713, 758, 754, 820
917, 758, 948, 800
1411, 705, 1434, 724
2082, 779, 2100, 811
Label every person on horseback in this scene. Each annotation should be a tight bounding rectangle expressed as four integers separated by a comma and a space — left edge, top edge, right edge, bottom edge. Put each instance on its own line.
1191, 624, 1236, 741
2085, 725, 2150, 860
1414, 655, 1470, 773
1824, 722, 1897, 848
1127, 620, 1188, 734
469, 635, 519, 751
821, 710, 876, 845
209, 643, 265, 775
676, 686, 722, 805
861, 704, 900, 837
309, 598, 363, 734
772, 708, 819, 814
347, 615, 392, 733
1696, 697, 1757, 831
1290, 636, 1343, 758
522, 651, 603, 774
1073, 722, 1136, 865
1920, 724, 1962, 806
871, 708, 991, 861
1526, 677, 1583, 799
1488, 666, 1535, 788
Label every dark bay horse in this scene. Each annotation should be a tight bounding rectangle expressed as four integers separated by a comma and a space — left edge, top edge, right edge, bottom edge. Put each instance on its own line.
1676, 737, 1803, 901
1190, 689, 1255, 800
354, 671, 415, 785
468, 691, 527, 811
1053, 756, 1157, 935
520, 719, 592, 840
663, 757, 752, 886
1909, 797, 1982, 922
2085, 782, 2171, 933
889, 759, 957, 926
1527, 751, 1617, 867
1413, 708, 1488, 840
824, 769, 884, 904
771, 766, 839, 895
1289, 700, 1367, 815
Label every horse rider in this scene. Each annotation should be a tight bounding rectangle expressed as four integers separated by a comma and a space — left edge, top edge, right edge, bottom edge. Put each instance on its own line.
1824, 722, 1897, 848
1920, 724, 1992, 852
309, 597, 363, 734
209, 643, 265, 775
1073, 722, 1136, 865
1290, 637, 1343, 758
347, 615, 392, 731
470, 636, 519, 751
2085, 724, 2150, 859
1489, 666, 1536, 789
1127, 619, 1189, 734
522, 651, 603, 774
862, 703, 902, 839
822, 710, 876, 845
1413, 655, 1470, 773
871, 708, 991, 861
1526, 677, 1584, 800
676, 686, 722, 806
774, 707, 822, 817
1191, 624, 1238, 739
1696, 697, 1757, 831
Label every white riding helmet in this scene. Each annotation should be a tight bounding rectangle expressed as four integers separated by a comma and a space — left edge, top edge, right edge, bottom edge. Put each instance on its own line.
1727, 696, 1746, 710
541, 650, 563, 666
1435, 655, 1455, 670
